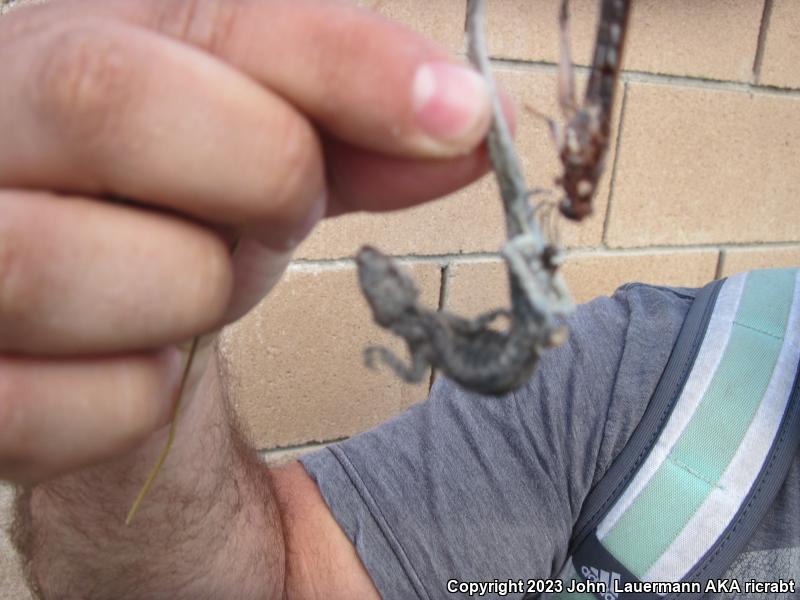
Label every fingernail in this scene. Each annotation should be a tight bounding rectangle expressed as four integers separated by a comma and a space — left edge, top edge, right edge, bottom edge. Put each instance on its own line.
253, 192, 327, 253
156, 346, 185, 427
412, 62, 490, 153
286, 191, 327, 249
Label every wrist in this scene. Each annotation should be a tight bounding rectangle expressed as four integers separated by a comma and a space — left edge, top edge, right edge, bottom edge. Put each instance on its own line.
13, 352, 256, 596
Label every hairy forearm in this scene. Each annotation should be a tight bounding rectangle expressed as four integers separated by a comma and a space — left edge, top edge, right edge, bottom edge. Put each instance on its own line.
11, 349, 284, 600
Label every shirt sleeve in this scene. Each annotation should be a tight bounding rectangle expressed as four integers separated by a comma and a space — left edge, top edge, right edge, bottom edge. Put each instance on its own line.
300, 283, 694, 600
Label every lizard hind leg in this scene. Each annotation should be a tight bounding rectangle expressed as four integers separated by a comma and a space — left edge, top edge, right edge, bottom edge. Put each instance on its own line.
447, 308, 512, 335
363, 345, 429, 384
472, 308, 512, 330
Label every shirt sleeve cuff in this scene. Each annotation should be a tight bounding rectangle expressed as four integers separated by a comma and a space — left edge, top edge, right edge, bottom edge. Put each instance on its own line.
301, 446, 429, 600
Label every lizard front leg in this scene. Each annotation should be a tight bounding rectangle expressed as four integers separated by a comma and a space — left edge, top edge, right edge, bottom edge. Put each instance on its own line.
363, 343, 430, 384
440, 308, 512, 336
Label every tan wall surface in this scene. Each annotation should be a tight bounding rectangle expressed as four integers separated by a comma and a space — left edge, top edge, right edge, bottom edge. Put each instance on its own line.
2, 0, 799, 597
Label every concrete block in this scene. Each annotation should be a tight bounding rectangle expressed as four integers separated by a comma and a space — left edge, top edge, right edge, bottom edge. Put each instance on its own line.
444, 259, 508, 317
758, 0, 800, 89
606, 83, 800, 247
356, 0, 466, 55
220, 262, 441, 449
298, 67, 620, 260
485, 0, 762, 82
445, 250, 719, 312
622, 0, 761, 81
721, 245, 800, 276
560, 250, 719, 303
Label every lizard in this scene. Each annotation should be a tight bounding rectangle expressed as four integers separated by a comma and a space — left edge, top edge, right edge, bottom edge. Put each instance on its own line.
355, 0, 573, 396
357, 246, 563, 395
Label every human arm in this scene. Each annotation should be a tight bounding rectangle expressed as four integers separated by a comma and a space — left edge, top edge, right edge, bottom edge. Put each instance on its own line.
2, 0, 507, 597
296, 285, 693, 598
14, 346, 383, 598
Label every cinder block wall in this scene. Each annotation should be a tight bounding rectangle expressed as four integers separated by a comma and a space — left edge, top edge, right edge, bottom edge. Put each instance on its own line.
2, 1, 799, 597
225, 0, 800, 458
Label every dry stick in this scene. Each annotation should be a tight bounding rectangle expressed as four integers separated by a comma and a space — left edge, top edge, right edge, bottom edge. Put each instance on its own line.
126, 237, 239, 524
125, 335, 202, 525
465, 0, 530, 241
465, 0, 573, 330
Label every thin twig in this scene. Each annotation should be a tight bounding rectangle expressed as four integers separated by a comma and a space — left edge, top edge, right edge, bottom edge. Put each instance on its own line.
125, 335, 201, 525
465, 0, 531, 238
125, 236, 239, 523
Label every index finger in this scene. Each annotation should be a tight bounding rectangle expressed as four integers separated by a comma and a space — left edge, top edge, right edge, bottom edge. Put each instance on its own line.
16, 0, 493, 160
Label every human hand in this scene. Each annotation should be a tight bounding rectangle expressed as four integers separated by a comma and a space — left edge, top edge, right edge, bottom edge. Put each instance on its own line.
0, 0, 510, 484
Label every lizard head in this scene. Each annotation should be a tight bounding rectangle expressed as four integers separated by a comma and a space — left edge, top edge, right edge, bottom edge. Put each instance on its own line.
356, 246, 420, 326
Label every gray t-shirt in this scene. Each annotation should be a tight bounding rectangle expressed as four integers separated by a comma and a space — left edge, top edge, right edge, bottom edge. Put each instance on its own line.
301, 283, 799, 599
